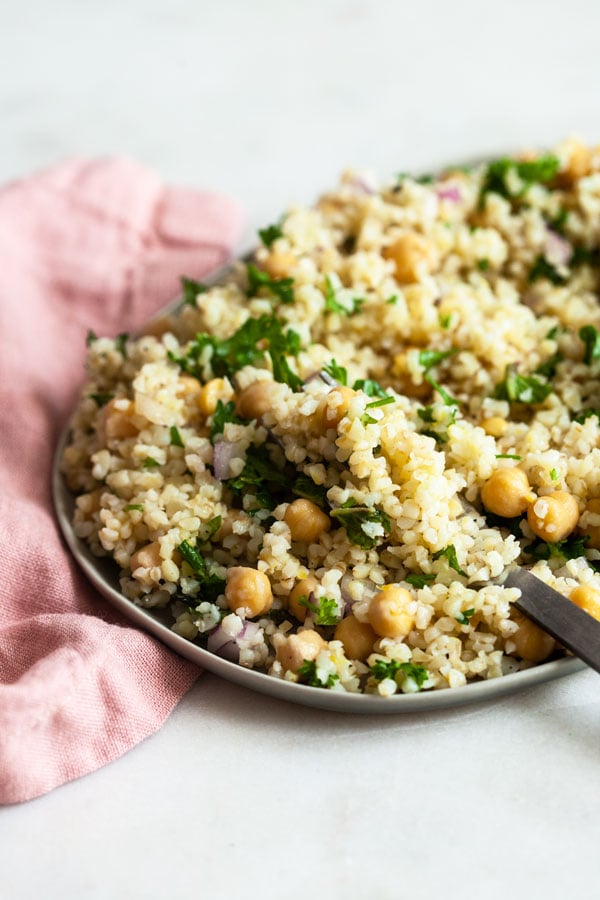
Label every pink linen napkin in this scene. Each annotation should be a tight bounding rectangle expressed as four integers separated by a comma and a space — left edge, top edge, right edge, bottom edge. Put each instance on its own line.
0, 158, 244, 805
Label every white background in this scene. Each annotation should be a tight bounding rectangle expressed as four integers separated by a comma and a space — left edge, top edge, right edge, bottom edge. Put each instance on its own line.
2, 1, 600, 898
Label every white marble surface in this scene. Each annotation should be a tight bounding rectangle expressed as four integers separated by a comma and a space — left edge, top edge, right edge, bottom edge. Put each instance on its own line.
2, 1, 600, 897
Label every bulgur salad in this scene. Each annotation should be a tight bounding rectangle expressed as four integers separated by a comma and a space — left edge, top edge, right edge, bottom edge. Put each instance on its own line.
62, 138, 600, 697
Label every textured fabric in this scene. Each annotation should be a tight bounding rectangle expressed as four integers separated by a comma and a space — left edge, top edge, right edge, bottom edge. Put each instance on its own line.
0, 158, 244, 804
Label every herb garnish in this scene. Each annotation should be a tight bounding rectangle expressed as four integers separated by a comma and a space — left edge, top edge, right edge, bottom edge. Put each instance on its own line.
297, 595, 340, 626
572, 408, 600, 425
225, 444, 289, 510
579, 325, 600, 365
86, 329, 98, 347
330, 499, 391, 549
181, 276, 208, 307
479, 154, 560, 207
405, 573, 435, 588
324, 275, 364, 316
323, 359, 348, 385
177, 540, 226, 602
291, 476, 328, 508
455, 608, 476, 625
528, 254, 567, 286
534, 352, 563, 379
369, 659, 429, 688
297, 659, 339, 688
209, 400, 247, 442
493, 365, 552, 404
524, 534, 589, 562
143, 457, 160, 469
258, 222, 284, 248
169, 425, 184, 447
246, 262, 295, 305
354, 379, 390, 399
124, 504, 144, 512
432, 544, 466, 576
89, 392, 114, 407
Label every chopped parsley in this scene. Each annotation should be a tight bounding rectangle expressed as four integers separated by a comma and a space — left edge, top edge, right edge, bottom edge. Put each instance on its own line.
177, 540, 226, 602
330, 499, 391, 550
535, 352, 563, 379
89, 392, 114, 407
547, 207, 569, 235
124, 504, 144, 512
477, 258, 490, 272
297, 659, 339, 688
572, 408, 600, 425
386, 294, 399, 305
493, 365, 552, 404
169, 425, 184, 448
114, 333, 129, 358
424, 374, 459, 407
525, 534, 589, 562
439, 313, 452, 329
455, 608, 476, 625
432, 544, 466, 576
143, 457, 160, 469
180, 276, 208, 307
369, 659, 429, 688
209, 400, 247, 442
549, 468, 560, 481
354, 378, 390, 399
495, 454, 522, 460
225, 444, 289, 510
291, 475, 328, 508
365, 395, 394, 410
324, 275, 364, 316
480, 154, 560, 207
198, 515, 222, 542
297, 595, 340, 626
258, 222, 284, 248
168, 314, 301, 390
246, 262, 295, 305
579, 325, 600, 365
528, 254, 567, 286
418, 348, 457, 372
323, 359, 348, 385
86, 329, 98, 347
406, 573, 435, 588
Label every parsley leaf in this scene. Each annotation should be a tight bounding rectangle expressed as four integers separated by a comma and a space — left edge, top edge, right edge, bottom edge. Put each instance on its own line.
177, 540, 226, 602
246, 262, 294, 305
455, 608, 476, 625
168, 315, 301, 390
198, 516, 222, 542
330, 500, 391, 549
115, 333, 129, 358
258, 222, 284, 248
143, 457, 160, 469
297, 659, 339, 688
439, 313, 452, 329
480, 154, 560, 207
535, 352, 563, 379
386, 294, 398, 305
424, 373, 459, 406
549, 468, 559, 481
124, 504, 144, 512
291, 475, 328, 508
418, 348, 457, 372
406, 573, 435, 588
528, 254, 567, 285
572, 408, 600, 425
493, 365, 552, 404
496, 454, 522, 460
477, 258, 490, 272
525, 534, 589, 562
369, 659, 429, 688
181, 276, 208, 307
579, 325, 600, 365
169, 425, 184, 448
209, 400, 247, 442
323, 359, 348, 385
432, 544, 466, 576
365, 395, 395, 410
324, 275, 364, 316
89, 392, 114, 407
225, 444, 289, 511
297, 595, 340, 626
353, 378, 389, 398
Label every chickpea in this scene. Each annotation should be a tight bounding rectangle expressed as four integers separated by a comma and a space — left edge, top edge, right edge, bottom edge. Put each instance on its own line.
319, 386, 356, 430
236, 380, 276, 420
509, 610, 555, 662
579, 498, 600, 550
263, 251, 296, 278
276, 629, 327, 673
176, 375, 202, 398
560, 140, 592, 186
569, 585, 600, 622
480, 467, 535, 519
368, 585, 415, 638
103, 399, 138, 440
383, 233, 434, 284
198, 378, 231, 417
481, 416, 508, 438
284, 499, 331, 543
225, 566, 273, 618
334, 615, 377, 660
288, 575, 319, 623
527, 491, 580, 543
130, 541, 162, 571
142, 316, 173, 338
391, 350, 431, 400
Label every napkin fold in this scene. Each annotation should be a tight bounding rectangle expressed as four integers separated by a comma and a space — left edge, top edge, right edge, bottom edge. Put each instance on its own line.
0, 158, 244, 805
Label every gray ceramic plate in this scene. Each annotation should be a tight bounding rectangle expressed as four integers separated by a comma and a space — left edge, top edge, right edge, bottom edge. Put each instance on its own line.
53, 431, 584, 715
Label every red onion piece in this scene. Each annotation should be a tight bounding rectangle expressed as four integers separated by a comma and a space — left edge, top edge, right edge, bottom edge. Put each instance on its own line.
212, 440, 241, 480
544, 230, 572, 268
349, 175, 376, 195
436, 185, 462, 203
207, 624, 240, 661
